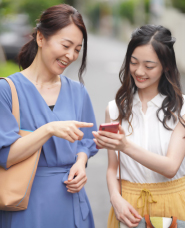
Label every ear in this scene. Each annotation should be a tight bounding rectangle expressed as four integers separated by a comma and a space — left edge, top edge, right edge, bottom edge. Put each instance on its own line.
36, 31, 44, 47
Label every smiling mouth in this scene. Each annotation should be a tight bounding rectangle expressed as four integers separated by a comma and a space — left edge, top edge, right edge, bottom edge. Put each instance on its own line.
57, 59, 68, 68
136, 76, 148, 82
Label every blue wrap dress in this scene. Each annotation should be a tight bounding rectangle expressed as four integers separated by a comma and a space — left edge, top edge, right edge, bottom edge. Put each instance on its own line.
0, 72, 98, 228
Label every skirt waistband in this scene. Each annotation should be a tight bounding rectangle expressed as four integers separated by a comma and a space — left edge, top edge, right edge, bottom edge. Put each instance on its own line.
121, 176, 185, 195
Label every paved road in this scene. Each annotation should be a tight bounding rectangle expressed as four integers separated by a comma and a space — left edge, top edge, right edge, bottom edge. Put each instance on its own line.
63, 34, 185, 228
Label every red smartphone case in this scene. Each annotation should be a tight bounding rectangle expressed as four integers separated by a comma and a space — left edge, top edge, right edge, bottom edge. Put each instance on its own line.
99, 122, 119, 133
96, 122, 119, 149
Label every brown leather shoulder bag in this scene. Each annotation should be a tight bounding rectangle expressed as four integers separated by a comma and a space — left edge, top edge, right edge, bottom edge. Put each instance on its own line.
0, 77, 41, 211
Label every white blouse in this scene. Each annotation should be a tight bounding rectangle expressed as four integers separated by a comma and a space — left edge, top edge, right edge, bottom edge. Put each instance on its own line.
109, 92, 185, 183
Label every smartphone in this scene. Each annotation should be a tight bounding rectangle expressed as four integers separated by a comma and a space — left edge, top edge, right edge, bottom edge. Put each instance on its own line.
96, 122, 119, 149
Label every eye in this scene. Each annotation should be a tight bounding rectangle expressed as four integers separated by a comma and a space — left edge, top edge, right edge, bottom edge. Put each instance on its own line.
63, 45, 69, 48
146, 66, 154, 69
130, 61, 137, 65
75, 49, 80, 53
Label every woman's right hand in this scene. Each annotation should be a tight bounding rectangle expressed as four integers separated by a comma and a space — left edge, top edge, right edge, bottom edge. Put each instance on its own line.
111, 192, 142, 228
48, 121, 93, 142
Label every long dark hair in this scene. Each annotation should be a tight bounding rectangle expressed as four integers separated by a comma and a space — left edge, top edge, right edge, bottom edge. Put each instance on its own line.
116, 25, 185, 131
18, 4, 87, 83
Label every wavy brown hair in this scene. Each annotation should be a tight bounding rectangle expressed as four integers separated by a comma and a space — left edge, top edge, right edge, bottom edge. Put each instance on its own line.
116, 25, 185, 131
18, 4, 87, 84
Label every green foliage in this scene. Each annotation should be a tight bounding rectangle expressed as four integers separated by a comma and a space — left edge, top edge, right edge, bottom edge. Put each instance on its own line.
144, 0, 150, 24
86, 2, 111, 30
86, 3, 101, 30
63, 0, 75, 6
0, 61, 19, 77
172, 0, 185, 13
0, 0, 77, 27
0, 0, 16, 18
19, 0, 65, 26
119, 0, 150, 24
144, 0, 150, 14
119, 0, 135, 24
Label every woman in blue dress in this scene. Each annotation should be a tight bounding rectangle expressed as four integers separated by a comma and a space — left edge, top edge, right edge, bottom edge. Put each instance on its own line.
0, 4, 98, 228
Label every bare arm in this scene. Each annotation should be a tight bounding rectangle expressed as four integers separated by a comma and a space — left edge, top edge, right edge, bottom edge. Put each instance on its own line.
93, 112, 185, 179
105, 107, 121, 201
105, 107, 141, 227
123, 117, 185, 178
7, 121, 93, 168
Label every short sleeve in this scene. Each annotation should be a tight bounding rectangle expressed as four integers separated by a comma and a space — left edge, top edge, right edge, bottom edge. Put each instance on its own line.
0, 79, 21, 169
77, 87, 98, 159
181, 95, 185, 117
108, 100, 119, 122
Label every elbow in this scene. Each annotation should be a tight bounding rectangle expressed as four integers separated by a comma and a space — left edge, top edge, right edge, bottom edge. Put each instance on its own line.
163, 167, 178, 179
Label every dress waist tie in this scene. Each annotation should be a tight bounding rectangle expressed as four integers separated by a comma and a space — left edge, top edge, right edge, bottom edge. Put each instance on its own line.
36, 166, 89, 228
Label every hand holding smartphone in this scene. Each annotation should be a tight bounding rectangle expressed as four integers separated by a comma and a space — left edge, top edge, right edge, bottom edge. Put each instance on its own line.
96, 122, 119, 149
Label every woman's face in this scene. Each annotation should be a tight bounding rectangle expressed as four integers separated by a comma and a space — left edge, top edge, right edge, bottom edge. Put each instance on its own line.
37, 23, 83, 76
129, 44, 163, 93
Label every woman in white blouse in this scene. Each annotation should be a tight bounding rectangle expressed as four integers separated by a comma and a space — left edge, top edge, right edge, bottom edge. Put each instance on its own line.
93, 25, 185, 228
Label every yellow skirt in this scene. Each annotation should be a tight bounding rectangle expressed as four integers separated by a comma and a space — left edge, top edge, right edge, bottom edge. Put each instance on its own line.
107, 176, 185, 228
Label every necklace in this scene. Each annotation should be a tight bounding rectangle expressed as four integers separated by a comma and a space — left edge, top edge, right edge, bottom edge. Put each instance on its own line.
31, 76, 61, 90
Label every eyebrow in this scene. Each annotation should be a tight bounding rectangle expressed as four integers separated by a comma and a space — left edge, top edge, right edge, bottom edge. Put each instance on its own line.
131, 55, 157, 64
62, 38, 82, 47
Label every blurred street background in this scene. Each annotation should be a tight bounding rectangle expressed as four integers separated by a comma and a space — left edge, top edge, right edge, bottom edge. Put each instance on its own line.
0, 0, 185, 227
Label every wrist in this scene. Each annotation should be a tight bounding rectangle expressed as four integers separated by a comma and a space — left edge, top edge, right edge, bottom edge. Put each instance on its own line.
122, 138, 132, 155
45, 122, 54, 137
110, 190, 121, 205
76, 152, 88, 167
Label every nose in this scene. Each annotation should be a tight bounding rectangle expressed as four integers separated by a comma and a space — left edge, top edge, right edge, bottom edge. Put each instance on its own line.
135, 65, 145, 76
65, 49, 75, 61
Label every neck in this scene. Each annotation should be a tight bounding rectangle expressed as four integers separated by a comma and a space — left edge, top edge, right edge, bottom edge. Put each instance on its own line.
138, 87, 158, 104
21, 51, 59, 85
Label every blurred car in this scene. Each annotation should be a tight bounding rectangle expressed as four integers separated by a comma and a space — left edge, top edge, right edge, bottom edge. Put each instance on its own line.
0, 14, 32, 61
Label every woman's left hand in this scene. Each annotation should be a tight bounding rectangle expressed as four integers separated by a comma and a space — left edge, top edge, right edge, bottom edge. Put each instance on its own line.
64, 156, 87, 193
92, 125, 127, 151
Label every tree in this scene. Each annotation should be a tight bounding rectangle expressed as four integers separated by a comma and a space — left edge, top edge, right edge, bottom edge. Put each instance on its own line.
18, 0, 65, 26
171, 0, 185, 13
0, 0, 78, 27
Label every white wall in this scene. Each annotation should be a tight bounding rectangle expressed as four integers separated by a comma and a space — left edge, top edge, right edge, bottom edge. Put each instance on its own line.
161, 8, 185, 74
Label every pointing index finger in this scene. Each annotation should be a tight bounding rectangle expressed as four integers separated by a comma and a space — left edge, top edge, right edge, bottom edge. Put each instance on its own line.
76, 122, 94, 128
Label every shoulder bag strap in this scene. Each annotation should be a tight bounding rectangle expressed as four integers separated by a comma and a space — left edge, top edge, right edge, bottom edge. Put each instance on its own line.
0, 77, 20, 128
118, 120, 122, 195
118, 150, 122, 195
